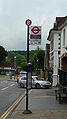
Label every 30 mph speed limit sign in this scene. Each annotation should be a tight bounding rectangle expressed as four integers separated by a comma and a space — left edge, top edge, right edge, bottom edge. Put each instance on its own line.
25, 19, 32, 26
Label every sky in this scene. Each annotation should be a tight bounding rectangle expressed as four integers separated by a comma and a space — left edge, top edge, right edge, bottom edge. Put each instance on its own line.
0, 0, 67, 51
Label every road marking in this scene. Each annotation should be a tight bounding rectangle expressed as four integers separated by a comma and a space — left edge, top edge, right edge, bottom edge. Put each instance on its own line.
1, 84, 15, 91
1, 87, 8, 91
32, 95, 55, 99
10, 84, 15, 86
0, 91, 26, 119
1, 81, 7, 83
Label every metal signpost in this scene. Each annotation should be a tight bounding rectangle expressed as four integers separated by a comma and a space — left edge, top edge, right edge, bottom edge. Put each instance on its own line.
27, 63, 32, 90
24, 20, 41, 114
25, 19, 32, 63
23, 19, 32, 114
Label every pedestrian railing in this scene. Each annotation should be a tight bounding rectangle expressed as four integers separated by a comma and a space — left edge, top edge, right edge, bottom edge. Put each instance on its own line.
55, 84, 67, 104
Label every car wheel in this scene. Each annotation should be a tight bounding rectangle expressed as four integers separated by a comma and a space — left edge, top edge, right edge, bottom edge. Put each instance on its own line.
36, 83, 41, 88
20, 83, 24, 88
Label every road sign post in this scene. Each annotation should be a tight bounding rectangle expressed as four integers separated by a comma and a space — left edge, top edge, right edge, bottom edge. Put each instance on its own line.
23, 19, 32, 114
27, 63, 32, 90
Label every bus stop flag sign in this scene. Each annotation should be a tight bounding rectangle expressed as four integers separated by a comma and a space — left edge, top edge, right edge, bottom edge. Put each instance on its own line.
29, 26, 41, 45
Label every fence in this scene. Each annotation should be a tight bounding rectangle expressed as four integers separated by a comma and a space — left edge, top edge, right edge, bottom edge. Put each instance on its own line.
58, 69, 67, 86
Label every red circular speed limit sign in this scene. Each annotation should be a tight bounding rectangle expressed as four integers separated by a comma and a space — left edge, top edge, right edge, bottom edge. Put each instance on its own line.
25, 19, 32, 26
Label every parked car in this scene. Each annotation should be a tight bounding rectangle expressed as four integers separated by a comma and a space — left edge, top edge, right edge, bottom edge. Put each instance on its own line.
17, 76, 51, 89
17, 71, 27, 83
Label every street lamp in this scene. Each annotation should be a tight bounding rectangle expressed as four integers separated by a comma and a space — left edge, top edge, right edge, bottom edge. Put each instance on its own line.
14, 56, 16, 79
14, 56, 16, 70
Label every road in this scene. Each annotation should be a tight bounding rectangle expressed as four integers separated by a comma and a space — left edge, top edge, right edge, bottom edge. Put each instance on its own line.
0, 76, 25, 116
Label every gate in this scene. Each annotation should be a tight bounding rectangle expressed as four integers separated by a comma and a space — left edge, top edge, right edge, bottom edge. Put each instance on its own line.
58, 69, 67, 86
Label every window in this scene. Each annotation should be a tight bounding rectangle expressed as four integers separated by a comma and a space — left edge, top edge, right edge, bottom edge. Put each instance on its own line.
59, 58, 60, 68
58, 51, 60, 55
63, 29, 65, 46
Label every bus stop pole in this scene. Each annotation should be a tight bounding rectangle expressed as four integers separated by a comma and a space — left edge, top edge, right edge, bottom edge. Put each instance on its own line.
27, 25, 29, 64
26, 25, 29, 111
23, 20, 32, 114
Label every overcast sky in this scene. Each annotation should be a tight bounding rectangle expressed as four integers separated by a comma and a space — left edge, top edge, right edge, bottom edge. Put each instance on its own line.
0, 0, 67, 51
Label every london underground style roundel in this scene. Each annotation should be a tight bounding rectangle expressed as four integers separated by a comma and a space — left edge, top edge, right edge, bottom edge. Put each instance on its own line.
31, 26, 40, 34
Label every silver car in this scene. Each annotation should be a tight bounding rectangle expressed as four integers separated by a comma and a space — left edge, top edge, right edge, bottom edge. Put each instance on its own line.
17, 76, 51, 89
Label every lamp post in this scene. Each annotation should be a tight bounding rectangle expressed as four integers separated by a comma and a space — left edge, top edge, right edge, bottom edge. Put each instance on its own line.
14, 56, 16, 79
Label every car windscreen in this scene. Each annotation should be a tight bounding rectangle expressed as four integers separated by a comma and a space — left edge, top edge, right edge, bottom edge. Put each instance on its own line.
35, 77, 44, 81
21, 77, 27, 80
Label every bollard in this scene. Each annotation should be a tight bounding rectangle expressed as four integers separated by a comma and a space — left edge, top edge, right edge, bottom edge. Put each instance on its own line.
16, 75, 18, 81
10, 74, 12, 80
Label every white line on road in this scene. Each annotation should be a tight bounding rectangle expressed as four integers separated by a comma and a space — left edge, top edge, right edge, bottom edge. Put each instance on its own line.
10, 84, 15, 87
0, 91, 26, 119
1, 87, 9, 91
32, 95, 55, 99
1, 81, 7, 83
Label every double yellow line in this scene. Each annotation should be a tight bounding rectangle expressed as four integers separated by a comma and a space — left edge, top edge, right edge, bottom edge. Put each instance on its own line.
0, 92, 26, 119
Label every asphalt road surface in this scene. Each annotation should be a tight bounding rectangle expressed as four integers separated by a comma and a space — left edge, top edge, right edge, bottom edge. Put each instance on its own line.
0, 76, 25, 116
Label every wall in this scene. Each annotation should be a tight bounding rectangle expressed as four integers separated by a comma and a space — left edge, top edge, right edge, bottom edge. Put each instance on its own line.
61, 25, 67, 56
53, 33, 59, 86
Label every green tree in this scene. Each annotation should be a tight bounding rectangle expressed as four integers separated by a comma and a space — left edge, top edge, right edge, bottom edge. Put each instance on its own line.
32, 47, 45, 71
16, 54, 23, 66
0, 46, 7, 63
21, 58, 27, 71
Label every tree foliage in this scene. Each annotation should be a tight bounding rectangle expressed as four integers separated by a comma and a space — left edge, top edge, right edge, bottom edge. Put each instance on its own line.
32, 47, 45, 71
6, 48, 45, 72
0, 46, 7, 63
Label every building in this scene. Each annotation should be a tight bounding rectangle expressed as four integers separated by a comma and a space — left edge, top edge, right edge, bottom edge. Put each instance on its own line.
47, 16, 67, 86
0, 58, 15, 75
59, 17, 67, 71
45, 44, 50, 80
45, 43, 50, 71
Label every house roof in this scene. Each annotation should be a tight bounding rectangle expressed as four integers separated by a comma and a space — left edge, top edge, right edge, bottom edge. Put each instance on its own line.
47, 16, 67, 41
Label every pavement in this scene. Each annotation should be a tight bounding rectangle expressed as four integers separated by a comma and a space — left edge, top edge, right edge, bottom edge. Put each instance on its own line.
8, 87, 67, 119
